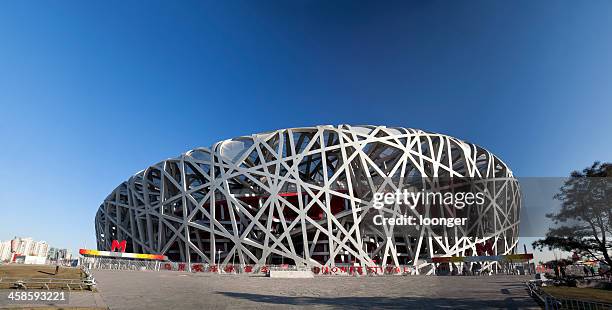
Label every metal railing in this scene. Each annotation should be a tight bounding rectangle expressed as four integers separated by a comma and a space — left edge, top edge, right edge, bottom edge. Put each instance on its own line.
81, 256, 161, 271
81, 257, 534, 278
526, 281, 612, 310
81, 258, 417, 275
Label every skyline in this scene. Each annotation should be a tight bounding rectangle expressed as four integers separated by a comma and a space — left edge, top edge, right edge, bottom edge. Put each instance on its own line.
2, 1, 612, 263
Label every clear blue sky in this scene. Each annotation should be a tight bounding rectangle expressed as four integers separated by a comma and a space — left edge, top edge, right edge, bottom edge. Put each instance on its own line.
1, 1, 611, 262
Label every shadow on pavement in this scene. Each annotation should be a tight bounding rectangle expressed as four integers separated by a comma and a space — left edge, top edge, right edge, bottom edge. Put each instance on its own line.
217, 291, 538, 309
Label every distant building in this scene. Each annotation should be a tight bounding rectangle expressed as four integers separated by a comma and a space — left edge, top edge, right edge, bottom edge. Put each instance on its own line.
47, 247, 71, 260
13, 255, 47, 265
0, 237, 50, 262
0, 240, 12, 262
47, 247, 58, 260
58, 248, 68, 259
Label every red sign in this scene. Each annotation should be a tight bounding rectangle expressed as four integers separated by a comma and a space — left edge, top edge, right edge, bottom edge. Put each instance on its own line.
111, 240, 127, 253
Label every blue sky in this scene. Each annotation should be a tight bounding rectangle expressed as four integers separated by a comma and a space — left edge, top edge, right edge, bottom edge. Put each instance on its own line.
1, 1, 611, 262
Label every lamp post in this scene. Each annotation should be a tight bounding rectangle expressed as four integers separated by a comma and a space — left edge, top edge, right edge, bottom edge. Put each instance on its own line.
217, 250, 223, 273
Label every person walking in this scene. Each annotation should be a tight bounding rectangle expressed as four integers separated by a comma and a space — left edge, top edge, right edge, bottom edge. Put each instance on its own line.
560, 266, 566, 278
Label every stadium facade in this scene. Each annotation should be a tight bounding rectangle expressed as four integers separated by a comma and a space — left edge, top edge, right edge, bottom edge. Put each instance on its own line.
95, 125, 520, 274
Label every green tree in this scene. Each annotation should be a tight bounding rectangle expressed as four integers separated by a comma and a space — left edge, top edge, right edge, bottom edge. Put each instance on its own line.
533, 162, 612, 269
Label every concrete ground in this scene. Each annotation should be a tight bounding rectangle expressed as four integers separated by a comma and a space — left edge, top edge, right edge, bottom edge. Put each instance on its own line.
88, 270, 539, 310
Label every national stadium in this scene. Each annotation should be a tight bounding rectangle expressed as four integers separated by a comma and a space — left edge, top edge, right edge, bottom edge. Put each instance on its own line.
94, 125, 522, 274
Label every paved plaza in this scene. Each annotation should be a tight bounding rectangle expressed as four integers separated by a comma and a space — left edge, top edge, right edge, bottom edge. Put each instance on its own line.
0, 271, 539, 309
90, 270, 538, 309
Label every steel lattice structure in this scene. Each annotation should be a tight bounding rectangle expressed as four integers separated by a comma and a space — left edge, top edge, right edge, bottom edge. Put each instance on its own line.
95, 125, 520, 274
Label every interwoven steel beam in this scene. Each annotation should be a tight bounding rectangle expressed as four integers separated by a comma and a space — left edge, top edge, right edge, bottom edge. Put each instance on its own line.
95, 125, 520, 274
